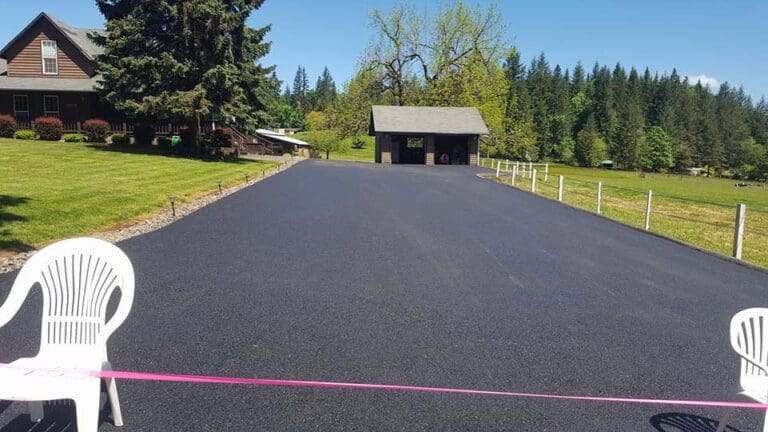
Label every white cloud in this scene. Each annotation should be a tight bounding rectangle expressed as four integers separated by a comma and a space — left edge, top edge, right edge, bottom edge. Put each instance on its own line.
684, 74, 721, 91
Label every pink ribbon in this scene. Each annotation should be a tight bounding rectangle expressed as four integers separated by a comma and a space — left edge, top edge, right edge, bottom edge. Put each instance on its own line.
3, 363, 766, 410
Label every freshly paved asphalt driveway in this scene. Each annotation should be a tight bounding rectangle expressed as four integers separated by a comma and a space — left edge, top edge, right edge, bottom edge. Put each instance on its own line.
2, 160, 768, 431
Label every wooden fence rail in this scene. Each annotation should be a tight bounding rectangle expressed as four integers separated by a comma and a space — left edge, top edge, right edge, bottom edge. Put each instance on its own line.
14, 121, 184, 136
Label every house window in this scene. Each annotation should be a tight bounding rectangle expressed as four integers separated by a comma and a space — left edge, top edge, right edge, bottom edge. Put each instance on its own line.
41, 40, 58, 75
13, 95, 29, 118
43, 95, 59, 116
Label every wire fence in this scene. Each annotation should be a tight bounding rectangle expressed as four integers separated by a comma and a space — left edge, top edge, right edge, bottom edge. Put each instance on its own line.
483, 159, 768, 269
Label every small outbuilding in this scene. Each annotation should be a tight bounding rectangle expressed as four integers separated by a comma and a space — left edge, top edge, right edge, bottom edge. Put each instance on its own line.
251, 129, 312, 156
369, 105, 489, 166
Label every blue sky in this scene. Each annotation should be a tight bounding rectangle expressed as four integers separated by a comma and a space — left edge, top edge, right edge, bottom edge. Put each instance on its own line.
3, 0, 766, 100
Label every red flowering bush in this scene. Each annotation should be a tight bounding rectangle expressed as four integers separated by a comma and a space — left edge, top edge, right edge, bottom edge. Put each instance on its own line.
0, 114, 17, 138
33, 116, 63, 141
82, 118, 110, 143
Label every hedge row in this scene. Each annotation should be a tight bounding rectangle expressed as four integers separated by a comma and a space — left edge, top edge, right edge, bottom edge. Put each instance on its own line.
0, 114, 236, 148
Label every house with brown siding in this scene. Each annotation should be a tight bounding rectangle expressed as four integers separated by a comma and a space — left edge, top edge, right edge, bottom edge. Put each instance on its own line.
0, 13, 115, 126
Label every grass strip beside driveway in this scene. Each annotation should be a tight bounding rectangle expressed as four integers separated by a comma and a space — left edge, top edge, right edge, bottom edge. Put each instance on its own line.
1, 138, 275, 251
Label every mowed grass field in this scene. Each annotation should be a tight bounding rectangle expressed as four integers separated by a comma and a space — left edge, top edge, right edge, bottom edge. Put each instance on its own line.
0, 139, 275, 251
294, 132, 375, 163
483, 160, 768, 268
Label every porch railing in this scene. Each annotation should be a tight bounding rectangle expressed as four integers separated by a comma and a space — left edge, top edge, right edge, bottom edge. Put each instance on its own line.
14, 121, 183, 136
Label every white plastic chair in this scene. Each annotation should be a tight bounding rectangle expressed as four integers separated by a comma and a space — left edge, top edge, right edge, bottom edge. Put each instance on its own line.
718, 308, 768, 432
0, 238, 134, 432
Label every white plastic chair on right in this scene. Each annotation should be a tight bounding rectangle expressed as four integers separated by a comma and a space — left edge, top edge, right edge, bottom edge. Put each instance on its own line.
720, 308, 768, 432
0, 237, 134, 432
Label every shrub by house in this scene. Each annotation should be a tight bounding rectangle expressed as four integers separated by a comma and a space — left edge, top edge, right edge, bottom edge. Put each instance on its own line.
33, 117, 64, 141
82, 119, 110, 143
0, 114, 17, 138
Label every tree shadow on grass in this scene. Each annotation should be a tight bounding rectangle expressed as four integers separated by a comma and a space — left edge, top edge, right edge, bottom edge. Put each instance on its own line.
87, 144, 255, 164
0, 195, 33, 253
651, 412, 745, 432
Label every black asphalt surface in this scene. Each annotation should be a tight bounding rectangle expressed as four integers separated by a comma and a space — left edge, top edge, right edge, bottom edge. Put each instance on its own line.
2, 160, 768, 431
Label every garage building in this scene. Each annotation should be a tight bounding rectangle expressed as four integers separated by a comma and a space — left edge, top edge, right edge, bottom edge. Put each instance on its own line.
369, 105, 489, 166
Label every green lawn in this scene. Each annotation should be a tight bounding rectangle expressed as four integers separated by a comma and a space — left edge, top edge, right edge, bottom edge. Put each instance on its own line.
483, 159, 768, 268
294, 132, 375, 163
0, 139, 275, 251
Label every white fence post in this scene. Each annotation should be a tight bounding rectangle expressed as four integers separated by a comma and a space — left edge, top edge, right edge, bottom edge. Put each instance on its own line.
558, 175, 564, 201
531, 169, 537, 192
544, 163, 549, 182
511, 165, 517, 187
596, 181, 602, 214
528, 162, 533, 178
733, 204, 746, 260
644, 190, 653, 230
496, 160, 501, 177
505, 159, 509, 172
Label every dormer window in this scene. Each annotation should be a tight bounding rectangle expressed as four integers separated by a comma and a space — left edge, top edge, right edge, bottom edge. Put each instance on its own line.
41, 40, 58, 75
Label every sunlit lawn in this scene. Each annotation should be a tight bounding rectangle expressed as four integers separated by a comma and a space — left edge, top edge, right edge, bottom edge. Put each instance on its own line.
1, 138, 276, 250
294, 132, 375, 163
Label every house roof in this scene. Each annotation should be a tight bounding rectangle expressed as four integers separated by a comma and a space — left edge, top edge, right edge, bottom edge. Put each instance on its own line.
47, 14, 105, 60
0, 12, 105, 61
0, 75, 100, 92
369, 105, 490, 136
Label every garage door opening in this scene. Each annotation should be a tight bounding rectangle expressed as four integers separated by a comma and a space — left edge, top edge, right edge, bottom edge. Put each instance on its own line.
393, 135, 425, 164
435, 135, 469, 165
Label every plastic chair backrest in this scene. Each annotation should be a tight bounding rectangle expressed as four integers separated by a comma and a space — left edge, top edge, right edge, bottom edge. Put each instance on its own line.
731, 308, 768, 396
1, 238, 134, 360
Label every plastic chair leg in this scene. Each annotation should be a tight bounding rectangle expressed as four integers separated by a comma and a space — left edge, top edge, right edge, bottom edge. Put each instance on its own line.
105, 376, 124, 426
715, 407, 735, 432
75, 392, 101, 432
27, 401, 43, 422
763, 409, 768, 432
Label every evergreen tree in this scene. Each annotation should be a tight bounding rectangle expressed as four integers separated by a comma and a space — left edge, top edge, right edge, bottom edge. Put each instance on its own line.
751, 97, 768, 146
612, 68, 647, 168
716, 83, 751, 166
527, 53, 553, 159
571, 62, 588, 95
292, 66, 310, 113
549, 65, 573, 161
94, 0, 273, 149
502, 49, 536, 160
592, 65, 616, 148
693, 83, 724, 170
314, 67, 338, 111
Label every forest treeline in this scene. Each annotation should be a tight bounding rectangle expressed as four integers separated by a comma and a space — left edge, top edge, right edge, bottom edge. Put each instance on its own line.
264, 1, 768, 177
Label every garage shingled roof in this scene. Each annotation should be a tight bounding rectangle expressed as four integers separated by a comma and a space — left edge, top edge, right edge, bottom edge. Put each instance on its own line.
369, 105, 490, 136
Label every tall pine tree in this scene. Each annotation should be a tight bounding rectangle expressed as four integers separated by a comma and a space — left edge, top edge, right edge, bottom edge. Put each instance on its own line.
94, 0, 273, 148
314, 67, 337, 111
502, 49, 536, 160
